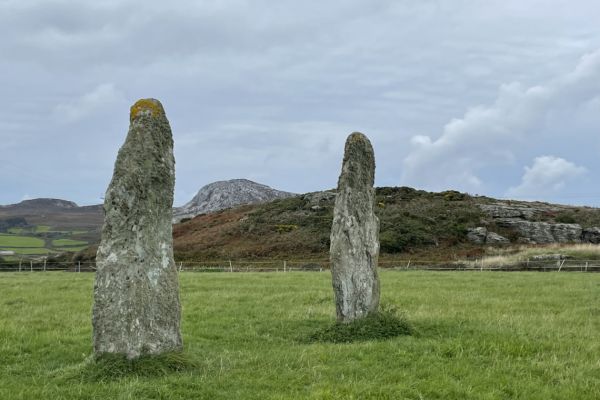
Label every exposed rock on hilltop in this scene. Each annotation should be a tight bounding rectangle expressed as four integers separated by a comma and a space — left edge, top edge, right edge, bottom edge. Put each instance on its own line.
473, 202, 600, 244
173, 179, 296, 222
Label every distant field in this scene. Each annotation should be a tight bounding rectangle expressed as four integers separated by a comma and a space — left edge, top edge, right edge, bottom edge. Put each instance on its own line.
34, 225, 50, 233
0, 234, 45, 248
0, 271, 598, 399
0, 247, 51, 255
51, 239, 88, 247
55, 246, 88, 252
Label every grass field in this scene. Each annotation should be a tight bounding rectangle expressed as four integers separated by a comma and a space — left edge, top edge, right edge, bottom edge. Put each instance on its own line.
55, 246, 88, 253
0, 247, 51, 255
0, 271, 599, 399
51, 239, 88, 247
0, 234, 45, 248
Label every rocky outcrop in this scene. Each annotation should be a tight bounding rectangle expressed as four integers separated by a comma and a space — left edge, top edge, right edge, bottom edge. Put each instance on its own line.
173, 179, 295, 222
479, 204, 539, 219
92, 99, 182, 359
330, 132, 380, 322
495, 219, 582, 244
467, 227, 487, 244
486, 231, 510, 244
582, 227, 600, 244
476, 202, 600, 245
467, 227, 509, 244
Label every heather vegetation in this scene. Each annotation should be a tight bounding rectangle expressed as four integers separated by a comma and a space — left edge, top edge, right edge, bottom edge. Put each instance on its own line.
173, 187, 488, 261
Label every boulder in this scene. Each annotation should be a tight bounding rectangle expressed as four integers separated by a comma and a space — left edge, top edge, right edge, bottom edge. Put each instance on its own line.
467, 227, 487, 244
330, 132, 380, 322
496, 219, 581, 244
582, 227, 600, 244
92, 99, 182, 359
485, 231, 510, 244
479, 204, 538, 219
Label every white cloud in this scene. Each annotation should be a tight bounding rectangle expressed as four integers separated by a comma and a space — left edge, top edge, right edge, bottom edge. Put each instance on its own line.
54, 83, 125, 122
506, 156, 586, 199
401, 49, 600, 193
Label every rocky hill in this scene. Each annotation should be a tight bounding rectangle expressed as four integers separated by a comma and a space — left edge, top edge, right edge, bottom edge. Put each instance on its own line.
173, 179, 296, 222
0, 198, 103, 231
4, 187, 600, 263
173, 187, 600, 261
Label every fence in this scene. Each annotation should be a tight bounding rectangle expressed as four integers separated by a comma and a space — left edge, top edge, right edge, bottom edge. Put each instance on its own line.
1, 258, 600, 273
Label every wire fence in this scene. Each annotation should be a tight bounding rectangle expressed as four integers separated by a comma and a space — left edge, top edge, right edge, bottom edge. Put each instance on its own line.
1, 258, 600, 273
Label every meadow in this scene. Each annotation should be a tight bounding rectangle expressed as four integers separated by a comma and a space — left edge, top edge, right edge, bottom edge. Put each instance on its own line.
0, 228, 89, 258
0, 271, 598, 399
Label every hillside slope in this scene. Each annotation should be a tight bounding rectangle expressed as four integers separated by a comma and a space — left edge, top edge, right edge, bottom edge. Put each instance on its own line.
173, 187, 600, 261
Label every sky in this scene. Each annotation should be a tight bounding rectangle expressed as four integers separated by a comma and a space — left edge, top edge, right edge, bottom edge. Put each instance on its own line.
1, 0, 600, 207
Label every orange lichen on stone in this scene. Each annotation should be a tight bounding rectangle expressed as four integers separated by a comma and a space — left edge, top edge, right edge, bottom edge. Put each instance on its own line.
130, 99, 164, 121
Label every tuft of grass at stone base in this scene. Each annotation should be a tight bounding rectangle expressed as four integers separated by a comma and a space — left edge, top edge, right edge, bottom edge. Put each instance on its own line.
68, 352, 199, 382
308, 305, 412, 343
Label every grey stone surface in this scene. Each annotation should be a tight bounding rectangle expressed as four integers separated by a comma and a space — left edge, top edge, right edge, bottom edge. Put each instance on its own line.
582, 227, 600, 244
485, 231, 510, 244
330, 132, 380, 322
92, 99, 182, 359
467, 227, 509, 244
531, 254, 568, 261
496, 219, 582, 244
173, 179, 296, 222
479, 204, 539, 219
467, 227, 487, 244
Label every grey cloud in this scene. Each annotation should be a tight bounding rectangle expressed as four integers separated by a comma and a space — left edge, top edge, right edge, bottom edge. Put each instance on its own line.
1, 0, 600, 206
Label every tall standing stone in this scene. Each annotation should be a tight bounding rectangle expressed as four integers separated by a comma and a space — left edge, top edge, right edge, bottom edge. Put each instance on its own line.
92, 99, 182, 359
330, 132, 380, 322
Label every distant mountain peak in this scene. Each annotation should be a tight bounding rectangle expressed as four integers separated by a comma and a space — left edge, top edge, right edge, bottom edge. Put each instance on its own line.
174, 179, 296, 222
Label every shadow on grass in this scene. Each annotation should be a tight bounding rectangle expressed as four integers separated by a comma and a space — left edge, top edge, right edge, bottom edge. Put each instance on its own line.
57, 352, 200, 382
304, 305, 413, 344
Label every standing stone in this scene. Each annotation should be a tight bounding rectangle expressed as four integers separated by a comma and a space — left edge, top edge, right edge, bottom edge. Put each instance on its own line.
92, 99, 182, 359
330, 132, 380, 322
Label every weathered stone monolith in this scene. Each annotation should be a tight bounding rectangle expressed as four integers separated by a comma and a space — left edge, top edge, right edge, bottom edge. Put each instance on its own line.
92, 98, 182, 359
330, 132, 380, 322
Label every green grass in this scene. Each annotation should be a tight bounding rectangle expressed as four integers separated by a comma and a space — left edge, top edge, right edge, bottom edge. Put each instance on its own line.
52, 239, 88, 247
34, 225, 51, 233
0, 271, 598, 399
6, 227, 25, 234
55, 246, 88, 252
0, 234, 45, 248
0, 247, 51, 255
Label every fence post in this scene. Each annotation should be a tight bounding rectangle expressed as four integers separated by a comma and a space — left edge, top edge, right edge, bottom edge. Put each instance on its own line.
406, 260, 411, 270
283, 260, 287, 273
43, 258, 47, 272
229, 260, 233, 273
19, 259, 22, 272
78, 261, 81, 273
30, 260, 33, 272
585, 262, 589, 272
